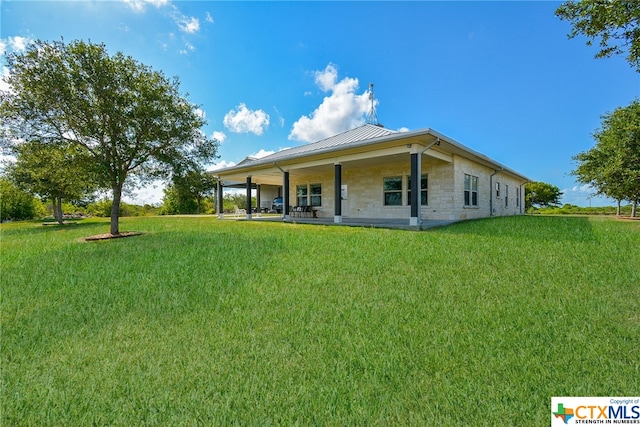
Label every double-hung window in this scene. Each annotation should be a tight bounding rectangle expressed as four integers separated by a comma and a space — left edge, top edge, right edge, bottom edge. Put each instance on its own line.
407, 174, 428, 206
296, 183, 322, 206
296, 184, 308, 206
310, 183, 322, 206
383, 176, 402, 206
505, 184, 509, 207
464, 174, 479, 206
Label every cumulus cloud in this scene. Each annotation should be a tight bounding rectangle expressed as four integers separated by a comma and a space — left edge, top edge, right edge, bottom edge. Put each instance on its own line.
289, 63, 373, 143
123, 0, 169, 12
223, 103, 270, 136
250, 149, 275, 159
209, 160, 236, 171
398, 127, 410, 133
177, 16, 199, 33
212, 131, 227, 143
1, 35, 32, 54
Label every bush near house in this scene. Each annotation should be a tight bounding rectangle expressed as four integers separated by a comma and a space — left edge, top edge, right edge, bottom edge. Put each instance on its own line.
1, 216, 638, 425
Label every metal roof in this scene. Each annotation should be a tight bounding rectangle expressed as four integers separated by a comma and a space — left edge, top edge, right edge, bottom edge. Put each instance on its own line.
233, 124, 397, 167
213, 124, 530, 182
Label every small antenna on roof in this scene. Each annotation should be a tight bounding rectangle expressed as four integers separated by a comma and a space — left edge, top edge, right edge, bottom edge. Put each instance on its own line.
366, 82, 381, 126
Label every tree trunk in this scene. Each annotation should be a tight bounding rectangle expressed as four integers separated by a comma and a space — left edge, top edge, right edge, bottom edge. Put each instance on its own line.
56, 195, 64, 224
111, 185, 122, 235
617, 199, 621, 216
632, 200, 638, 218
52, 195, 64, 224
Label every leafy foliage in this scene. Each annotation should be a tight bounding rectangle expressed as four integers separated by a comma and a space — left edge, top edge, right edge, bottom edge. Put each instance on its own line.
1, 39, 218, 234
556, 0, 640, 72
4, 140, 98, 223
572, 99, 640, 215
161, 169, 217, 215
525, 181, 563, 209
0, 178, 41, 221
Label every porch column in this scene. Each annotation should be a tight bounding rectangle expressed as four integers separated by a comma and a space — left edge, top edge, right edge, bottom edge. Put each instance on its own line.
256, 184, 261, 215
217, 179, 224, 219
246, 176, 252, 219
283, 171, 290, 219
334, 163, 342, 223
410, 152, 419, 226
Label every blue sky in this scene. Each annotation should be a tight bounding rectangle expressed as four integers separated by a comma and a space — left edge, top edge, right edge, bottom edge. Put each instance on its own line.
2, 0, 638, 206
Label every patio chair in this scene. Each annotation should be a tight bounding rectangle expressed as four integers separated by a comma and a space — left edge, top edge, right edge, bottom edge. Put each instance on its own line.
233, 205, 246, 217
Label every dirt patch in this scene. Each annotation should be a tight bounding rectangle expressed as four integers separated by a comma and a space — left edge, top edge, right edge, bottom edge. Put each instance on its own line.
84, 231, 143, 241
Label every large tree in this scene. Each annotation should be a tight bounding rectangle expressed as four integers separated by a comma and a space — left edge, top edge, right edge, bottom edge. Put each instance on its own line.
572, 100, 640, 216
556, 0, 640, 72
525, 181, 563, 209
162, 169, 217, 215
5, 140, 98, 224
0, 39, 218, 234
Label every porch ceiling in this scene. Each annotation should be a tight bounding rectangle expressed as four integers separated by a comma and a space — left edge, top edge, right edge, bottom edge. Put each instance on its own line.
216, 150, 443, 186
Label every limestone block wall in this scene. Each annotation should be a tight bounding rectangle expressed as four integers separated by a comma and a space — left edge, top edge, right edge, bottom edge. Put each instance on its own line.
285, 154, 525, 221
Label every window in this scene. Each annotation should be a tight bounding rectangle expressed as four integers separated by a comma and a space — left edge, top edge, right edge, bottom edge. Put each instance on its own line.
464, 174, 478, 206
496, 182, 501, 198
296, 184, 308, 206
310, 183, 322, 206
505, 184, 509, 207
383, 176, 402, 206
296, 183, 322, 206
407, 174, 428, 206
516, 188, 520, 208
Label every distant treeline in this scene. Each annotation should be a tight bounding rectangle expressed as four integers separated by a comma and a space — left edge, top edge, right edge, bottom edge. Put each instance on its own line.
532, 204, 635, 216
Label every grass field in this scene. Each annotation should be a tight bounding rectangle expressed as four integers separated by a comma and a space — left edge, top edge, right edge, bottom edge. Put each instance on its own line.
1, 215, 638, 425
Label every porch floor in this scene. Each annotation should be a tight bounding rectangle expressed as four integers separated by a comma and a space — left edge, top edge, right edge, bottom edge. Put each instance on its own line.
232, 215, 457, 230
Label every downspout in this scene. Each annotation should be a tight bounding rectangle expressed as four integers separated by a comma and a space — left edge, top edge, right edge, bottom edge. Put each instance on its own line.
489, 169, 502, 217
416, 138, 440, 226
519, 181, 528, 215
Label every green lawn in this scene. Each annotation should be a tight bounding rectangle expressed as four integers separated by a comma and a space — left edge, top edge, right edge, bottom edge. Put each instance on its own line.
1, 216, 638, 425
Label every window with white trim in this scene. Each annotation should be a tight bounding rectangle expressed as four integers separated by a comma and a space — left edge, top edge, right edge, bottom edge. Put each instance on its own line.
407, 174, 428, 206
464, 174, 478, 206
296, 184, 308, 206
496, 182, 501, 198
505, 184, 509, 207
383, 176, 402, 206
310, 183, 322, 206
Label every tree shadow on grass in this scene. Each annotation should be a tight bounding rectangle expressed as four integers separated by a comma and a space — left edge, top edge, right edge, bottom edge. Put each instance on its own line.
440, 215, 597, 243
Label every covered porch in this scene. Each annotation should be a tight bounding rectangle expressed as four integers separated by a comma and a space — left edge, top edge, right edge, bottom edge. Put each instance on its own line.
225, 214, 457, 231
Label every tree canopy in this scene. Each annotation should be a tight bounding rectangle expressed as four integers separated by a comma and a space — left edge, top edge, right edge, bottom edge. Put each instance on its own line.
5, 140, 98, 223
1, 39, 218, 234
572, 99, 640, 216
556, 0, 640, 72
162, 169, 217, 215
525, 181, 563, 209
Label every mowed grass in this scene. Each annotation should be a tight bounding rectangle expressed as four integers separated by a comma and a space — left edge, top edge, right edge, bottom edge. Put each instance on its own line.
1, 215, 638, 425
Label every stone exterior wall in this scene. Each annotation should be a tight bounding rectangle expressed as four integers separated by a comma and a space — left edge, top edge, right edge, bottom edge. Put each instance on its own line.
285, 154, 525, 221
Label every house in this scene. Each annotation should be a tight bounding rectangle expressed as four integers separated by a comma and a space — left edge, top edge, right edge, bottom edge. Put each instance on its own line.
213, 124, 529, 227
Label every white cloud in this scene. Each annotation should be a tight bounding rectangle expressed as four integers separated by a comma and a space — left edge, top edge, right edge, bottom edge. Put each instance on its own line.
212, 131, 227, 143
205, 12, 214, 23
289, 63, 373, 143
123, 0, 169, 12
1, 36, 33, 54
209, 160, 236, 171
177, 16, 199, 34
122, 179, 166, 205
250, 149, 275, 159
1, 66, 12, 94
223, 103, 270, 135
398, 127, 410, 133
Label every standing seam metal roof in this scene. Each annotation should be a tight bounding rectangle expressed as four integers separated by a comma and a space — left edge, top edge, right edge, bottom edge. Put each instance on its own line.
238, 124, 397, 166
